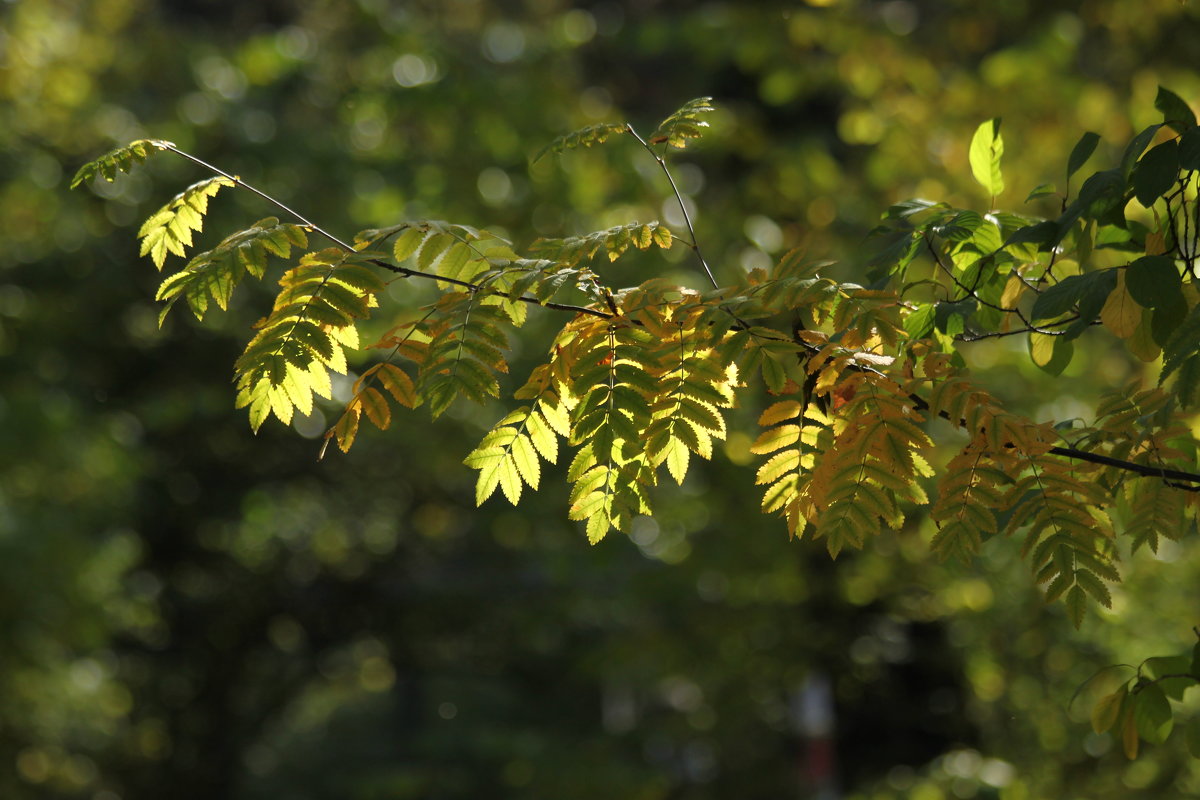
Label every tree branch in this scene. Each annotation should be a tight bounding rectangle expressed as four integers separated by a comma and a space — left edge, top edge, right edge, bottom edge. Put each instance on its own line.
162, 144, 613, 320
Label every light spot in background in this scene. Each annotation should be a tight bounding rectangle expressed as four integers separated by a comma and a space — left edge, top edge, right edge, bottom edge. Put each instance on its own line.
482, 22, 525, 63
672, 163, 706, 196
807, 196, 837, 228
178, 92, 218, 125
739, 247, 771, 272
559, 9, 596, 45
240, 109, 276, 143
275, 26, 316, 60
744, 214, 783, 252
838, 107, 885, 145
292, 408, 326, 439
477, 167, 513, 206
392, 53, 439, 87
268, 616, 305, 653
194, 55, 247, 100
631, 515, 659, 549
661, 195, 697, 229
437, 701, 458, 720
579, 86, 613, 119
27, 151, 61, 189
358, 656, 395, 692
880, 1, 918, 36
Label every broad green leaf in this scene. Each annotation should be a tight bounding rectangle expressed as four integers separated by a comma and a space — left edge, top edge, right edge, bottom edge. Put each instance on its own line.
1179, 127, 1200, 171
1126, 255, 1181, 309
1121, 124, 1162, 178
1155, 85, 1196, 133
1151, 295, 1189, 350
1031, 271, 1114, 322
1076, 169, 1127, 221
1067, 132, 1101, 181
1188, 718, 1200, 759
969, 118, 1005, 197
1063, 269, 1117, 340
1005, 220, 1057, 247
1132, 140, 1179, 207
1143, 656, 1193, 701
903, 303, 935, 339
1133, 682, 1173, 745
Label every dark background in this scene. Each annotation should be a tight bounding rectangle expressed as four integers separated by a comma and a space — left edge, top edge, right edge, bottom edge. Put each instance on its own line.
2, 0, 1199, 797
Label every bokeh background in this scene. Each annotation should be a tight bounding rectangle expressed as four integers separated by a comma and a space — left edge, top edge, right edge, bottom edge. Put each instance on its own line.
3, 0, 1200, 797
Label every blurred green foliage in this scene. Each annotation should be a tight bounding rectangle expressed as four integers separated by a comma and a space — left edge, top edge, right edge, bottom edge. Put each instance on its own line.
3, 0, 1200, 798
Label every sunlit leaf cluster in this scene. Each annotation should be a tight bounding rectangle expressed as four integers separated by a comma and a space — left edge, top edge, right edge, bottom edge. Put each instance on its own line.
74, 94, 1200, 760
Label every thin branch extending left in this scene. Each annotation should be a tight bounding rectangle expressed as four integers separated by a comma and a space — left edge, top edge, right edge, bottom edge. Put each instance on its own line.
160, 145, 611, 320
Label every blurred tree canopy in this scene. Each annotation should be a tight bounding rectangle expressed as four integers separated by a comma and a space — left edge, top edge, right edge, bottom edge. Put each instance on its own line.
4, 1, 1200, 798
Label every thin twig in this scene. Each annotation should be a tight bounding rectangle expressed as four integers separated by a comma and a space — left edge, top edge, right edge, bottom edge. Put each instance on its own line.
625, 124, 720, 290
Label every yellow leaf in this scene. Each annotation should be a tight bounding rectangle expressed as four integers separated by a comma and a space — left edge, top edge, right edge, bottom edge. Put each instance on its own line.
1145, 231, 1166, 255
1100, 272, 1142, 339
359, 387, 391, 430
1121, 704, 1140, 759
1000, 274, 1025, 310
332, 406, 360, 453
1029, 333, 1056, 367
374, 363, 417, 408
1128, 309, 1161, 362
758, 400, 802, 427
665, 437, 690, 485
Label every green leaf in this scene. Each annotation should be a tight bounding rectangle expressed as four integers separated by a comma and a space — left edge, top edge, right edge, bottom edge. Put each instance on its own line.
1133, 682, 1173, 745
1179, 127, 1200, 171
1067, 132, 1101, 182
1031, 271, 1110, 322
533, 121, 630, 162
1005, 220, 1058, 247
1055, 269, 1114, 339
648, 97, 716, 150
1155, 85, 1196, 133
1025, 183, 1057, 202
1143, 656, 1193, 701
138, 177, 235, 269
70, 138, 173, 189
1132, 140, 1180, 208
156, 218, 307, 323
1064, 584, 1087, 628
1126, 256, 1181, 309
1076, 169, 1127, 221
904, 303, 936, 339
1153, 300, 1190, 359
1187, 718, 1200, 759
969, 118, 1005, 197
1121, 124, 1163, 178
